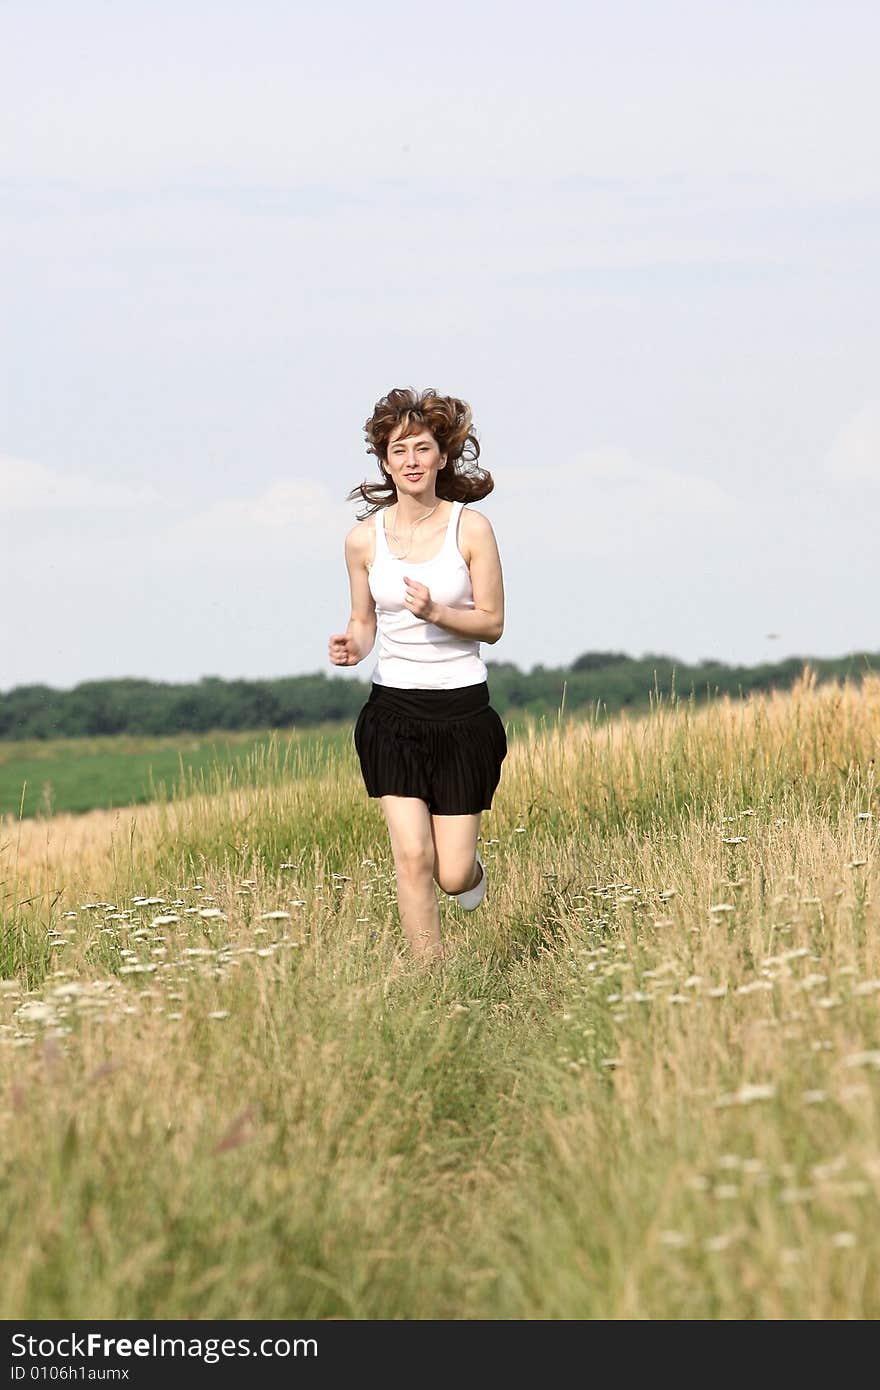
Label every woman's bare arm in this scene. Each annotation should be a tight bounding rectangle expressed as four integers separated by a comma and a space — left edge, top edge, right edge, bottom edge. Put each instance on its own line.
346, 525, 378, 659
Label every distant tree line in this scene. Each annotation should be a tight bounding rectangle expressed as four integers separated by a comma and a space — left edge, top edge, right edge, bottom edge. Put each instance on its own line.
1, 652, 877, 742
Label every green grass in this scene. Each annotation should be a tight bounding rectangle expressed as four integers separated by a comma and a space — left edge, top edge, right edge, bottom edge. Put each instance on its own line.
0, 726, 351, 819
0, 713, 538, 821
2, 673, 879, 1318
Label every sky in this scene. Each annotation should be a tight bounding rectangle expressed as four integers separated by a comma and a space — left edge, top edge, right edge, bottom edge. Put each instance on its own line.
2, 0, 879, 693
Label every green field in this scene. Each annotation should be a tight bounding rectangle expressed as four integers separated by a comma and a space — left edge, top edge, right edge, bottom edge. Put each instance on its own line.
0, 714, 539, 822
0, 725, 353, 820
2, 672, 879, 1318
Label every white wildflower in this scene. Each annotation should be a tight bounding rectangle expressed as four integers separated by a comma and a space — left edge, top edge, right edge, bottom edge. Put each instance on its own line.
799, 974, 828, 991
714, 1083, 776, 1109
703, 1230, 742, 1253
842, 1050, 880, 1069
831, 1231, 857, 1248
15, 1001, 55, 1022
658, 1231, 688, 1248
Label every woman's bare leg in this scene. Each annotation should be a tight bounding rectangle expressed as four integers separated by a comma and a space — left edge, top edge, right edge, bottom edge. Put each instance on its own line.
430, 812, 482, 895
379, 795, 443, 960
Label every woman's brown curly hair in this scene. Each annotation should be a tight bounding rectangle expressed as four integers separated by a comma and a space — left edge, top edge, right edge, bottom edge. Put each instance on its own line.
347, 386, 494, 518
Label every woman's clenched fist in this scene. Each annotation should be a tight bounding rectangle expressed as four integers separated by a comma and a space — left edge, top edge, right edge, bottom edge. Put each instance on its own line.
328, 633, 361, 666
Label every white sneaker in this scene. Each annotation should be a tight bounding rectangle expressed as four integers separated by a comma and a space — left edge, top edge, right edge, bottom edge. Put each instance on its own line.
453, 851, 487, 911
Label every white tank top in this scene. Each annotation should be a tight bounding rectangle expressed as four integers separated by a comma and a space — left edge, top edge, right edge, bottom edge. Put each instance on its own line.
367, 499, 489, 689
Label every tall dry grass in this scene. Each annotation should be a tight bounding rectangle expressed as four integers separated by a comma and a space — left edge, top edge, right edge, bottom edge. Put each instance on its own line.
1, 668, 878, 1317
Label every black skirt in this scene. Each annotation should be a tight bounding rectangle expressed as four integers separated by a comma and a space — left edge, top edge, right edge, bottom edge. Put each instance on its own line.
353, 680, 508, 815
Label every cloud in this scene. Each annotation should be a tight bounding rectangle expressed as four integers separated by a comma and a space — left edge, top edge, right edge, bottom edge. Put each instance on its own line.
485, 448, 738, 561
825, 401, 880, 483
498, 448, 734, 512
164, 479, 341, 550
0, 453, 161, 512
585, 450, 734, 514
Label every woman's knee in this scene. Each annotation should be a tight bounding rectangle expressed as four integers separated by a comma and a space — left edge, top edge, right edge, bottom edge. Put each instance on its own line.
394, 841, 435, 879
436, 859, 477, 895
381, 797, 435, 881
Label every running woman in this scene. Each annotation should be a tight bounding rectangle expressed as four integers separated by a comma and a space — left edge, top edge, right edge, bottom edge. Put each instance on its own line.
328, 387, 508, 962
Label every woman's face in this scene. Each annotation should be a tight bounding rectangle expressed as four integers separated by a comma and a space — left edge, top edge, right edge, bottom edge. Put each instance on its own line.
383, 424, 446, 497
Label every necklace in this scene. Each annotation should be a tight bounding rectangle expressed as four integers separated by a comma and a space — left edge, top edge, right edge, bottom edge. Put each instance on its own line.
385, 501, 442, 559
